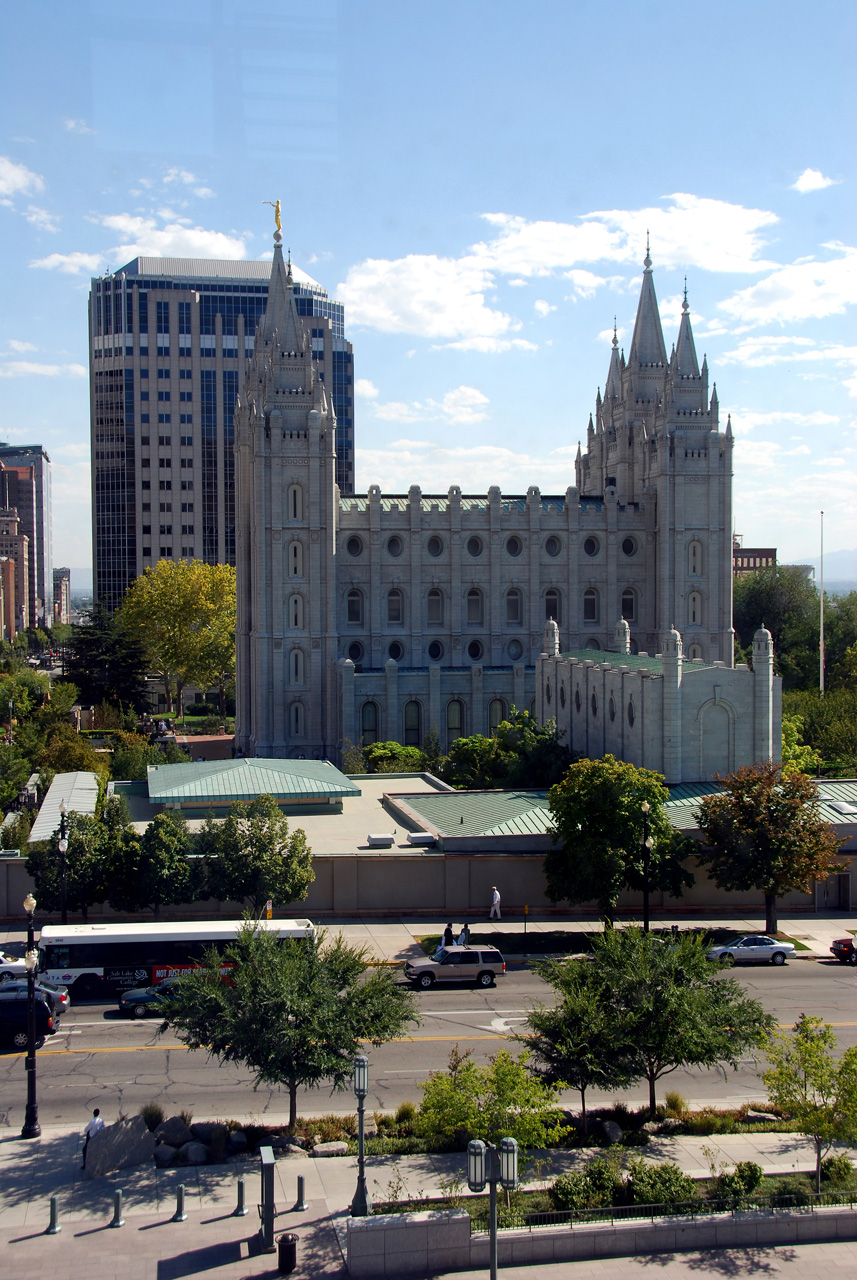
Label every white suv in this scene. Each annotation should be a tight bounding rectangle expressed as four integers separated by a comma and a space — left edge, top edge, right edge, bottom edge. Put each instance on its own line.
404, 947, 506, 989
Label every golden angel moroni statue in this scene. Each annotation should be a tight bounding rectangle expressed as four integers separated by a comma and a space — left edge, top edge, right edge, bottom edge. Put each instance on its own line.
264, 200, 282, 233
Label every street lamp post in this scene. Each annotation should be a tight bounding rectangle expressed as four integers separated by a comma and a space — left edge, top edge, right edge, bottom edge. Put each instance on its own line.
58, 801, 69, 926
21, 892, 41, 1139
350, 1054, 372, 1217
467, 1137, 518, 1280
640, 801, 654, 933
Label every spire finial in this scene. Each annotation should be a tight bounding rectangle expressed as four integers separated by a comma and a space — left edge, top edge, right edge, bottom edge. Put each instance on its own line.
264, 199, 282, 245
644, 229, 652, 270
612, 317, 618, 348
286, 247, 293, 284
682, 276, 689, 311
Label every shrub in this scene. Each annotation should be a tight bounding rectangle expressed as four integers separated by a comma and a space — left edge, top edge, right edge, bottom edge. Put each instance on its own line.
548, 1171, 590, 1212
549, 1153, 622, 1211
179, 1108, 194, 1126
627, 1157, 697, 1206
664, 1091, 688, 1116
395, 1100, 417, 1129
139, 1102, 165, 1132
716, 1160, 764, 1201
822, 1153, 854, 1184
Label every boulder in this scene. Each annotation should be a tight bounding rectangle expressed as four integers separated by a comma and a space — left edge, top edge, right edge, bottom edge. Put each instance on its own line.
602, 1120, 624, 1144
659, 1117, 684, 1132
83, 1115, 156, 1181
155, 1115, 195, 1148
311, 1140, 349, 1157
227, 1130, 248, 1154
744, 1110, 779, 1123
191, 1121, 228, 1146
178, 1141, 210, 1165
154, 1143, 178, 1168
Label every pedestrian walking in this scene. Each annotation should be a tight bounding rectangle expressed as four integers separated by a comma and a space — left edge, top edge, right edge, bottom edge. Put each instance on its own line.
489, 886, 501, 920
442, 923, 455, 948
457, 923, 471, 946
81, 1107, 105, 1169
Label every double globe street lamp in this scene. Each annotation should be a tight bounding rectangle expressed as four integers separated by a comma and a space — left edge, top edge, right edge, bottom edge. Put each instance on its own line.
467, 1137, 518, 1280
21, 892, 41, 1140
350, 1054, 372, 1217
58, 799, 69, 927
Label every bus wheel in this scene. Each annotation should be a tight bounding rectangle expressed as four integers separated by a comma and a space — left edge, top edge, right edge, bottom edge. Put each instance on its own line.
74, 976, 100, 999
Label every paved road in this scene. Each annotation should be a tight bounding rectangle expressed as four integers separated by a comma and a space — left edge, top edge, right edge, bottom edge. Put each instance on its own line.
3, 958, 857, 1127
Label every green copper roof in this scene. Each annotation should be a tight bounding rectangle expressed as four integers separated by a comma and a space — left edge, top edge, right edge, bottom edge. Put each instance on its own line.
559, 651, 716, 673
146, 758, 361, 804
402, 790, 551, 837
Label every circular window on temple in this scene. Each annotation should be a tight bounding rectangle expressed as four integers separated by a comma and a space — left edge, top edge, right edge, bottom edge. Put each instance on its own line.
506, 535, 523, 557
427, 535, 444, 558
468, 639, 484, 661
347, 641, 364, 663
346, 535, 363, 557
628, 699, 636, 727
387, 535, 403, 558
545, 535, 561, 557
428, 640, 444, 662
507, 639, 523, 661
388, 641, 404, 661
583, 536, 599, 558
559, 686, 566, 708
467, 536, 483, 557
609, 695, 616, 722
574, 688, 581, 712
622, 536, 638, 557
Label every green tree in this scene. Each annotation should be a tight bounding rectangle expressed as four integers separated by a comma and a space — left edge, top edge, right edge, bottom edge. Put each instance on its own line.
363, 740, 427, 773
36, 680, 80, 729
781, 713, 823, 778
36, 722, 110, 780
522, 957, 636, 1134
110, 730, 190, 781
65, 603, 150, 711
545, 755, 693, 921
415, 1045, 568, 1150
440, 709, 572, 790
119, 559, 236, 716
733, 564, 819, 690
109, 811, 196, 915
763, 1015, 857, 1192
203, 794, 314, 910
26, 811, 113, 921
784, 688, 857, 777
160, 923, 419, 1128
586, 928, 773, 1116
0, 743, 34, 812
695, 762, 843, 934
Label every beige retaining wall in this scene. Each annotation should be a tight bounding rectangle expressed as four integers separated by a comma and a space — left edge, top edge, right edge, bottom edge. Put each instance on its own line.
345, 1205, 857, 1276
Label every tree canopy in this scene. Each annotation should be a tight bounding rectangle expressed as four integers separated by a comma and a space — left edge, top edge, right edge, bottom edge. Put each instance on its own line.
64, 603, 150, 711
118, 558, 236, 714
160, 923, 419, 1127
695, 762, 843, 933
545, 755, 693, 919
440, 709, 573, 790
202, 793, 314, 911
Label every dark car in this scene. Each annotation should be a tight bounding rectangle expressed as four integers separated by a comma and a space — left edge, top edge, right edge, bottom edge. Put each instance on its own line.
117, 977, 181, 1018
830, 937, 855, 964
0, 991, 60, 1049
0, 979, 71, 1013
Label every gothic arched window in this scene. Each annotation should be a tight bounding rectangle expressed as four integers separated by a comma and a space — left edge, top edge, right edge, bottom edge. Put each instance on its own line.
545, 588, 561, 623
427, 588, 443, 625
467, 587, 483, 625
288, 594, 304, 629
621, 588, 636, 622
290, 702, 304, 737
689, 591, 703, 626
583, 588, 599, 623
361, 701, 378, 746
404, 700, 422, 747
289, 539, 304, 577
488, 698, 505, 732
290, 648, 305, 685
288, 484, 303, 521
387, 588, 403, 625
446, 699, 463, 747
689, 540, 703, 576
347, 588, 363, 625
506, 588, 522, 624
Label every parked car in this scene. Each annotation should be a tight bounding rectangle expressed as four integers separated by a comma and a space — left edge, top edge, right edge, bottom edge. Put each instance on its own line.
117, 977, 182, 1018
0, 952, 27, 983
0, 991, 59, 1049
0, 979, 71, 1012
830, 937, 856, 964
706, 935, 796, 966
404, 946, 506, 989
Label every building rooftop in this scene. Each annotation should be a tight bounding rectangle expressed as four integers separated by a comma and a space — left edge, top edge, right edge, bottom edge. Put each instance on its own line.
28, 772, 100, 844
146, 758, 361, 806
117, 257, 323, 290
397, 789, 551, 838
558, 650, 717, 673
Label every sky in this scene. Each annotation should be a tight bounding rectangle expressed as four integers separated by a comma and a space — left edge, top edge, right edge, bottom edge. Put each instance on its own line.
0, 0, 855, 577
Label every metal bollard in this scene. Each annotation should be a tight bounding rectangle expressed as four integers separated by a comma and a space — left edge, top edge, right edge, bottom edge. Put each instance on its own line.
172, 1183, 187, 1222
293, 1175, 308, 1212
234, 1177, 248, 1217
45, 1194, 61, 1235
110, 1188, 125, 1228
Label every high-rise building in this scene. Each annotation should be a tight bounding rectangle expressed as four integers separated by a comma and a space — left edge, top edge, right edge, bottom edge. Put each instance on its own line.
53, 566, 71, 625
0, 444, 52, 627
0, 509, 29, 633
89, 257, 354, 609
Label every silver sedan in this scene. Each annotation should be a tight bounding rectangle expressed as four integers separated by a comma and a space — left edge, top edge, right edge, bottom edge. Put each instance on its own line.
706, 935, 796, 966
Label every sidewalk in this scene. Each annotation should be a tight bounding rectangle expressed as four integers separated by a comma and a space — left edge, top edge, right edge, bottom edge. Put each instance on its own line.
0, 1120, 849, 1280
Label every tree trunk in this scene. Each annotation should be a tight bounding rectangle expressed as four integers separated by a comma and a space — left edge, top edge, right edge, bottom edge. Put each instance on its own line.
648, 1071, 657, 1119
580, 1087, 588, 1136
815, 1137, 822, 1194
765, 892, 778, 935
288, 1080, 298, 1132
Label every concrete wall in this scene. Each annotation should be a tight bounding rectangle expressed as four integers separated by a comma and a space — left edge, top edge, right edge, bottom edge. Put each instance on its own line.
346, 1205, 857, 1276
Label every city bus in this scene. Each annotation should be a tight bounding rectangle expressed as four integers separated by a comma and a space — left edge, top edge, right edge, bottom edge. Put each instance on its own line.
37, 919, 316, 997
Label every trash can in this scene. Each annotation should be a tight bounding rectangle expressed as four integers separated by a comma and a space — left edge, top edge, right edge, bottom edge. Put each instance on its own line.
277, 1232, 298, 1275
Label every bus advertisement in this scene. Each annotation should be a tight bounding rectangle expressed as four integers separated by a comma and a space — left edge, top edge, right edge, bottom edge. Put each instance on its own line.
37, 919, 316, 996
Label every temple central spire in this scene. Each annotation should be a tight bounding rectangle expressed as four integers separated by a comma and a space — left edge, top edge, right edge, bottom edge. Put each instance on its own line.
628, 246, 667, 367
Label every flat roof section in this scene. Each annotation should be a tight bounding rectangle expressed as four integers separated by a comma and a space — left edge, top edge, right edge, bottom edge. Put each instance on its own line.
146, 758, 361, 806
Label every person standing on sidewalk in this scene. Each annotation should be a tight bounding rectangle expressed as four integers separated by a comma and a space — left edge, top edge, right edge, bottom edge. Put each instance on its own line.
489, 886, 501, 920
81, 1107, 105, 1169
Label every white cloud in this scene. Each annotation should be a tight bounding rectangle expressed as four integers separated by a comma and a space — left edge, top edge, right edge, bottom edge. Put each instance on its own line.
0, 156, 44, 200
369, 385, 490, 427
31, 212, 248, 274
163, 168, 197, 186
436, 386, 489, 424
733, 439, 782, 468
791, 168, 837, 193
24, 205, 59, 233
7, 339, 37, 352
438, 336, 537, 353
194, 187, 215, 199
727, 408, 840, 434
719, 246, 857, 326
354, 378, 379, 399
357, 440, 581, 495
374, 400, 426, 423
0, 361, 86, 378
564, 269, 610, 298
534, 300, 556, 317
30, 250, 104, 274
64, 119, 95, 135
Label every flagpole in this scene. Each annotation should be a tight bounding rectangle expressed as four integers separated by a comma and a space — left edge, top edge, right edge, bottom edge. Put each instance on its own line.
819, 510, 825, 697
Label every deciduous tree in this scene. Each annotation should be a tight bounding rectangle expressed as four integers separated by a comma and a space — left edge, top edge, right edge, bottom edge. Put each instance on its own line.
763, 1015, 857, 1192
26, 809, 114, 921
695, 762, 843, 934
160, 923, 419, 1128
109, 811, 197, 915
545, 756, 693, 921
203, 794, 313, 910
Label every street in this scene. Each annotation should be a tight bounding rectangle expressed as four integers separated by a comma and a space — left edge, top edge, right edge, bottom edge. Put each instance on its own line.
2, 957, 857, 1127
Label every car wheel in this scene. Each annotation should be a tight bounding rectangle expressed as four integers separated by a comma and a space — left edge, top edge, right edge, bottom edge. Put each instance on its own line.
132, 1004, 148, 1019
418, 973, 435, 989
477, 971, 495, 988
0, 971, 13, 983
771, 951, 786, 966
721, 953, 736, 966
11, 1030, 28, 1049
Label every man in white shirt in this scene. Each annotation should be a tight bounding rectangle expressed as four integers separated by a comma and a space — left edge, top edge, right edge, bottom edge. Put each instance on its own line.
82, 1108, 105, 1169
489, 886, 501, 920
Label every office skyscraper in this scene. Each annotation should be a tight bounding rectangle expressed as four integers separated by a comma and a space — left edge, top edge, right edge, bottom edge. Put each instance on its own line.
0, 443, 52, 627
89, 257, 354, 609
